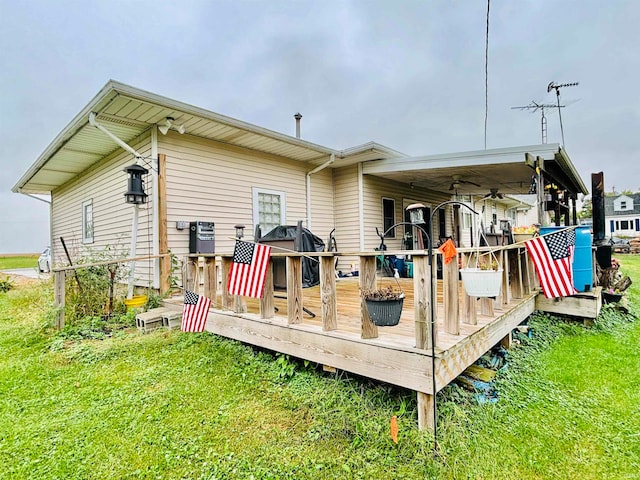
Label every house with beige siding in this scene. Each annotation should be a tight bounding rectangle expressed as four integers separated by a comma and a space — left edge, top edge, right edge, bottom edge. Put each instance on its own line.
13, 80, 587, 289
14, 80, 594, 431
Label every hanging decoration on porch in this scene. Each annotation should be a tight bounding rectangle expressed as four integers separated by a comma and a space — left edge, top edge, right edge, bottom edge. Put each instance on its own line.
460, 212, 503, 297
362, 285, 405, 327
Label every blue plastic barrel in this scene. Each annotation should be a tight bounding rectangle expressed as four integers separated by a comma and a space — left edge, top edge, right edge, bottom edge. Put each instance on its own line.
539, 226, 592, 292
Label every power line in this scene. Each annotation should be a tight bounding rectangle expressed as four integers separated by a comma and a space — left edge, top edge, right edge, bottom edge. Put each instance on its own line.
483, 0, 491, 150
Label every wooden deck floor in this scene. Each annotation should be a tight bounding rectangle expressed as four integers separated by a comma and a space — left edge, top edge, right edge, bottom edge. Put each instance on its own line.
165, 276, 537, 395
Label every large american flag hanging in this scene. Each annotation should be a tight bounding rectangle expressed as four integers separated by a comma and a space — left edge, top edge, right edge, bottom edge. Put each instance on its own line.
228, 240, 272, 299
182, 290, 211, 332
525, 229, 577, 299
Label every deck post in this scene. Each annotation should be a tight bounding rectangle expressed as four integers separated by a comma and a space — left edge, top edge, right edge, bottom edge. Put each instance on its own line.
203, 257, 217, 305
319, 255, 337, 331
286, 255, 303, 324
417, 391, 435, 431
183, 256, 197, 292
462, 292, 477, 325
260, 260, 275, 319
510, 249, 523, 299
480, 297, 494, 316
54, 270, 66, 330
443, 254, 460, 335
359, 256, 378, 339
413, 254, 430, 349
500, 331, 513, 349
221, 256, 234, 310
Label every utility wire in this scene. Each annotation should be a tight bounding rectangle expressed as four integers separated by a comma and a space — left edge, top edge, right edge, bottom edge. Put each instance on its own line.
484, 0, 490, 150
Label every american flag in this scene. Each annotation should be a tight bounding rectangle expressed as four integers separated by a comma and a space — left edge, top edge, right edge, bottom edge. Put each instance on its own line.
228, 240, 272, 298
525, 229, 577, 299
181, 290, 211, 332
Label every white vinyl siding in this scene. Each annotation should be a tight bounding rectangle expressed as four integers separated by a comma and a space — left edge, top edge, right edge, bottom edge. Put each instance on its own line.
333, 165, 361, 272
51, 133, 153, 286
308, 168, 334, 241
159, 133, 328, 258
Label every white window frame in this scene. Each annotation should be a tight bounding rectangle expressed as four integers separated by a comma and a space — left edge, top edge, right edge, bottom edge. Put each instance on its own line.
252, 187, 286, 235
382, 197, 396, 238
82, 199, 94, 244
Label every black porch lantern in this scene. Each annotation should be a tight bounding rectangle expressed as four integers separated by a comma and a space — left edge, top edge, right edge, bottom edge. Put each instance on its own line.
124, 164, 149, 204
234, 224, 246, 239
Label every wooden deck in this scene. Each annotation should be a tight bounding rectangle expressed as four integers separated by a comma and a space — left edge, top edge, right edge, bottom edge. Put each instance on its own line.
164, 245, 543, 429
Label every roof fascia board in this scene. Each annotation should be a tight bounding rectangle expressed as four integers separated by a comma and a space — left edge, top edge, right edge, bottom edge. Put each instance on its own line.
12, 80, 121, 192
108, 81, 336, 157
362, 144, 572, 175
554, 147, 588, 195
14, 79, 337, 193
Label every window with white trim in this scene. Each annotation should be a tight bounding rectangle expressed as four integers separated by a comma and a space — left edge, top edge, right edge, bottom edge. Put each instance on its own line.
82, 199, 94, 244
253, 187, 286, 236
382, 197, 395, 238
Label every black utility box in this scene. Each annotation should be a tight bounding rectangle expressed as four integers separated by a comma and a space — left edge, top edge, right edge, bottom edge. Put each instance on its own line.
189, 221, 215, 254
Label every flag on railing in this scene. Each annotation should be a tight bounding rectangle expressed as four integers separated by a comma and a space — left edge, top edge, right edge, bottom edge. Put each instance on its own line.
182, 290, 211, 332
438, 238, 458, 265
228, 240, 272, 298
525, 229, 577, 299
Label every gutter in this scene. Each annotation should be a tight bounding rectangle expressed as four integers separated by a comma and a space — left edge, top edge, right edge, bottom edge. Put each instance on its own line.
306, 154, 334, 229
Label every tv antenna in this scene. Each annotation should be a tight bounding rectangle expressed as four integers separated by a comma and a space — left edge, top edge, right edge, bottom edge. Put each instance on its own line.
547, 81, 578, 146
511, 101, 565, 144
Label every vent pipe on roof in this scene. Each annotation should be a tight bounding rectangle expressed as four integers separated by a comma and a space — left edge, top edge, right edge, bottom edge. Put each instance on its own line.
294, 112, 302, 138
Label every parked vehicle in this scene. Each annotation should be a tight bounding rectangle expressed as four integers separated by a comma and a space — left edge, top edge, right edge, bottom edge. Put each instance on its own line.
608, 237, 630, 254
37, 247, 51, 273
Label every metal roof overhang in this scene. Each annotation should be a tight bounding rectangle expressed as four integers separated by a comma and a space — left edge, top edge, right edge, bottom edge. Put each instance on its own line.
13, 80, 339, 195
361, 144, 588, 197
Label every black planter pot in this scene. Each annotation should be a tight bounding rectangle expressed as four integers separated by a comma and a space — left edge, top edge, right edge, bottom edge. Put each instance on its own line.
603, 291, 623, 303
364, 298, 404, 326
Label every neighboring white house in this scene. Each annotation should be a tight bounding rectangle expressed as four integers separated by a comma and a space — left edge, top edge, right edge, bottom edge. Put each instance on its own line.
605, 193, 640, 237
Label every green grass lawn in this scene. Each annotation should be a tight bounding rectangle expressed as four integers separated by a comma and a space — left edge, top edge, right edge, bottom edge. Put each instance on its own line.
0, 256, 639, 479
0, 254, 39, 270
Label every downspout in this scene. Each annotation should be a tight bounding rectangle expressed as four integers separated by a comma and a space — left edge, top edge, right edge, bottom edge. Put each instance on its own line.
18, 192, 52, 262
358, 162, 365, 251
88, 112, 144, 298
89, 113, 143, 159
151, 126, 159, 289
306, 153, 334, 229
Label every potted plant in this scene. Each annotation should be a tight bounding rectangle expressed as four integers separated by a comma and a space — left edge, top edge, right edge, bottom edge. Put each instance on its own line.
512, 225, 537, 243
460, 253, 503, 298
361, 286, 405, 326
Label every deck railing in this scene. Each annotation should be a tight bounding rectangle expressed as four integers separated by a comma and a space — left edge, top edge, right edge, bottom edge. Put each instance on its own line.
184, 243, 537, 351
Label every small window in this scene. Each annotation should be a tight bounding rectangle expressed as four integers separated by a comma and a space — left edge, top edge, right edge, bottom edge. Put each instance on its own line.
463, 212, 472, 229
382, 198, 395, 238
82, 199, 94, 244
620, 220, 630, 230
620, 201, 627, 209
253, 188, 286, 236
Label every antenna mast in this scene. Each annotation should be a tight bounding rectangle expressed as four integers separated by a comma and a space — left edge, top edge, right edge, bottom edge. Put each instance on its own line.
511, 101, 565, 144
547, 81, 578, 146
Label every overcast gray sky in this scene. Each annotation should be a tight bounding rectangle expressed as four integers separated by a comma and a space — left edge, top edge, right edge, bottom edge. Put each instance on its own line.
1, 0, 638, 253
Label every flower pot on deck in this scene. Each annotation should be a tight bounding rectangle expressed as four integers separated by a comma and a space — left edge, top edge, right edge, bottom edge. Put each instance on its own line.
364, 297, 404, 326
460, 268, 503, 297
